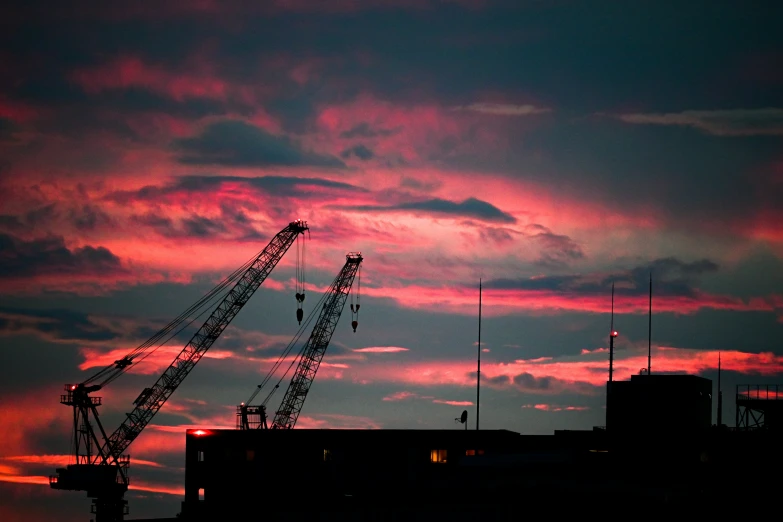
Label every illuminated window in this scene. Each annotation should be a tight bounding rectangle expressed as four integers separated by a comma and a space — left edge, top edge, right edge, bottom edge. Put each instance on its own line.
324, 449, 332, 462
430, 449, 447, 463
198, 488, 204, 501
246, 450, 255, 462
197, 450, 204, 462
465, 449, 484, 456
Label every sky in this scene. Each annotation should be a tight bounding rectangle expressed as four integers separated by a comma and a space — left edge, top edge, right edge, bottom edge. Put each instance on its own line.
1, 0, 783, 519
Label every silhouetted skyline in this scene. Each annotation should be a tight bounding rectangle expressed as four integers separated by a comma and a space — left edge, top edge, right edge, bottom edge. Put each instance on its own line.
1, 1, 782, 520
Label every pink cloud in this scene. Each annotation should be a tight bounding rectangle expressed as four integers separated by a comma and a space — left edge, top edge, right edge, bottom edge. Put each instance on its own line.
382, 391, 418, 401
331, 346, 783, 391
581, 347, 609, 354
523, 404, 590, 412
432, 399, 474, 406
69, 56, 229, 102
294, 413, 383, 429
1, 455, 162, 469
359, 284, 782, 317
353, 346, 410, 353
78, 345, 235, 374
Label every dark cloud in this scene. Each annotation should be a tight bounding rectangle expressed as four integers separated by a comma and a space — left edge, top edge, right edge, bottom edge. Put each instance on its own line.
130, 212, 173, 231
25, 203, 58, 225
340, 144, 374, 161
479, 226, 515, 245
1, 204, 113, 235
483, 257, 719, 298
0, 215, 24, 232
107, 174, 366, 206
172, 120, 345, 168
525, 224, 585, 268
181, 215, 227, 238
513, 372, 553, 391
0, 306, 121, 343
339, 123, 399, 139
342, 197, 516, 224
68, 204, 114, 231
0, 233, 125, 279
2, 1, 781, 116
612, 108, 783, 137
0, 117, 20, 142
129, 208, 262, 241
471, 371, 589, 394
399, 177, 440, 192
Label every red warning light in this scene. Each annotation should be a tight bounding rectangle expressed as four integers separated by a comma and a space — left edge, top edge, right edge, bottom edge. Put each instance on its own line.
71, 385, 76, 390
611, 331, 618, 337
192, 429, 210, 436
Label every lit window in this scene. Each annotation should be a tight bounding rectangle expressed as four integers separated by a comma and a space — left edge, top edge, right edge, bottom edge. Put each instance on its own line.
246, 450, 255, 462
198, 488, 205, 501
466, 450, 475, 456
430, 449, 447, 463
197, 450, 204, 462
324, 449, 332, 462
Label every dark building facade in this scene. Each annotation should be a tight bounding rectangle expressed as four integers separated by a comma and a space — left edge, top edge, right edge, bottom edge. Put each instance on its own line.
175, 427, 731, 521
128, 375, 783, 520
607, 374, 712, 437
181, 429, 529, 520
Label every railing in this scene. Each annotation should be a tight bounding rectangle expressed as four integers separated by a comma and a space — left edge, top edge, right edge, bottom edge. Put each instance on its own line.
736, 384, 782, 401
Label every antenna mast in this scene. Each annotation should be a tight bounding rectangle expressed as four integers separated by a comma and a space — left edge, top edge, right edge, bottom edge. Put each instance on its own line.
476, 279, 482, 431
607, 283, 618, 431
717, 352, 723, 427
647, 272, 652, 376
609, 283, 615, 383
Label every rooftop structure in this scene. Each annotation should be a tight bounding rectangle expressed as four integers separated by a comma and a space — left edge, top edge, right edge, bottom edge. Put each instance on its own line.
607, 374, 712, 440
736, 384, 783, 431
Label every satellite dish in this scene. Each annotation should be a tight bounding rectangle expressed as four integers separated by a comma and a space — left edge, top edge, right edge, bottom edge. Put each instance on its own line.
460, 410, 468, 424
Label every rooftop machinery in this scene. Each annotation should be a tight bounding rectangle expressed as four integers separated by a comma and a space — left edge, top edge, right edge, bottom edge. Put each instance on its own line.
50, 220, 309, 521
238, 252, 363, 430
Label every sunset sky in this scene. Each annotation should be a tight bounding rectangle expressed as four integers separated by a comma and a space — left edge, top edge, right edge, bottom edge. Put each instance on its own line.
2, 1, 783, 520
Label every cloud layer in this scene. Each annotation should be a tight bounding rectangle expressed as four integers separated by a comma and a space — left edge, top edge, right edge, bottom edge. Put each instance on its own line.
2, 1, 783, 520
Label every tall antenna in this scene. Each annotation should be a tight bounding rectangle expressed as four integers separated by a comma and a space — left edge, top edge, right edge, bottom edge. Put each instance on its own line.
609, 283, 616, 383
607, 283, 618, 430
717, 352, 723, 427
647, 272, 652, 376
476, 279, 482, 431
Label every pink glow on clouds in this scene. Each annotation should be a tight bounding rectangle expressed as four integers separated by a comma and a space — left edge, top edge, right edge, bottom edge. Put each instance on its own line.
1, 455, 162, 469
382, 391, 418, 401
358, 284, 781, 317
294, 414, 383, 429
78, 345, 236, 374
0, 473, 183, 497
0, 97, 40, 122
332, 347, 783, 390
69, 56, 229, 102
353, 346, 410, 353
0, 393, 70, 455
382, 391, 472, 406
582, 348, 609, 354
523, 404, 590, 412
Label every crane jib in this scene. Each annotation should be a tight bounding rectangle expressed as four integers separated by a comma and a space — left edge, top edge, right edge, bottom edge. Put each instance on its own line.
51, 220, 308, 519
269, 251, 362, 430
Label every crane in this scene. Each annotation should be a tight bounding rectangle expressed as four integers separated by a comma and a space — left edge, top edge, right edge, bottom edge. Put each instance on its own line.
238, 251, 362, 430
49, 219, 309, 522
